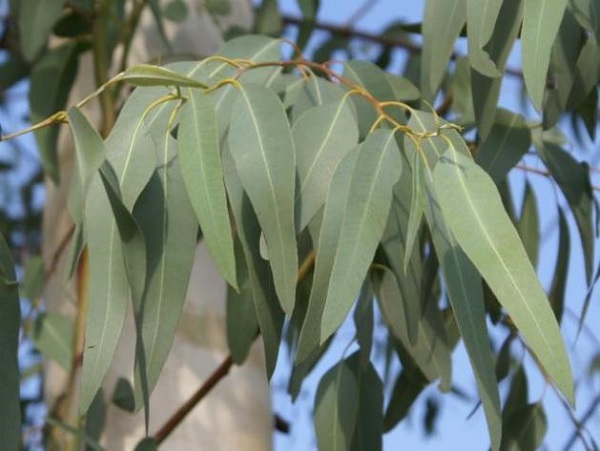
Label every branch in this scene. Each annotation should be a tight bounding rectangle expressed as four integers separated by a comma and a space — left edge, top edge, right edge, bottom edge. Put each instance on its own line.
152, 355, 234, 444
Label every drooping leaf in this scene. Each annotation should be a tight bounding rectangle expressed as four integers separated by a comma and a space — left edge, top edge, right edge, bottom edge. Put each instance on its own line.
314, 361, 359, 451
433, 147, 573, 404
570, 0, 600, 42
421, 0, 466, 99
467, 0, 503, 76
289, 75, 346, 123
521, 0, 569, 110
500, 403, 547, 451
178, 89, 237, 287
0, 234, 20, 451
535, 140, 594, 284
33, 312, 73, 371
383, 367, 427, 432
254, 0, 281, 36
475, 109, 531, 184
293, 97, 359, 231
549, 208, 570, 322
353, 282, 374, 370
471, 0, 524, 138
297, 130, 402, 360
67, 107, 106, 225
29, 42, 80, 183
132, 137, 198, 407
517, 182, 540, 268
408, 111, 501, 448
567, 36, 600, 109
17, 0, 64, 61
223, 146, 284, 377
22, 255, 44, 301
347, 354, 384, 451
228, 83, 298, 313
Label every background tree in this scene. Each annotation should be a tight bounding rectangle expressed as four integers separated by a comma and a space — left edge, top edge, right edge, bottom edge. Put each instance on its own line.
0, 0, 599, 450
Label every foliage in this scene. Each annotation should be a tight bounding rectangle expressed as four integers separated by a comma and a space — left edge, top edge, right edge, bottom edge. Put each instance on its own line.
1, 0, 599, 449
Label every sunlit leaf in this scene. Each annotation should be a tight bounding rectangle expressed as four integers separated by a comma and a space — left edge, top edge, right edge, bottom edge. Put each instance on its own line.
421, 0, 466, 99
314, 361, 359, 451
118, 64, 207, 88
228, 83, 298, 313
475, 109, 531, 184
522, 0, 569, 110
0, 234, 20, 451
293, 97, 359, 231
433, 147, 573, 404
467, 0, 503, 76
178, 89, 236, 287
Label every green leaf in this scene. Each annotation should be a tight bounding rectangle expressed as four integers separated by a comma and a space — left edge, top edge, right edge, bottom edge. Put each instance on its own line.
178, 89, 236, 288
404, 152, 424, 272
517, 182, 540, 268
289, 75, 346, 123
67, 107, 105, 225
500, 403, 547, 451
135, 437, 159, 451
29, 42, 80, 183
347, 354, 383, 451
18, 0, 64, 61
475, 109, 531, 183
33, 312, 73, 371
80, 171, 129, 413
228, 84, 298, 314
112, 377, 135, 412
522, 0, 569, 110
570, 0, 600, 41
0, 234, 20, 451
467, 0, 503, 76
433, 147, 573, 404
421, 0, 466, 99
118, 64, 207, 88
205, 0, 231, 15
549, 208, 570, 322
85, 389, 105, 447
296, 0, 320, 17
384, 367, 427, 431
297, 130, 402, 360
255, 0, 281, 36
223, 146, 284, 377
353, 282, 374, 370
132, 137, 198, 408
471, 0, 524, 138
163, 0, 188, 22
226, 242, 259, 364
567, 36, 600, 109
293, 98, 359, 231
314, 361, 359, 451
535, 140, 594, 283
22, 255, 44, 301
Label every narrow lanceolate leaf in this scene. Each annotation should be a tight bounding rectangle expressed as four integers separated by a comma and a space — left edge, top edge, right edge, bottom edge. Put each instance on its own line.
517, 182, 540, 268
118, 64, 208, 88
105, 87, 164, 210
293, 98, 359, 231
549, 208, 570, 322
433, 148, 574, 404
0, 235, 20, 450
289, 75, 345, 123
32, 313, 73, 372
67, 107, 105, 224
522, 0, 569, 110
17, 0, 63, 61
228, 84, 298, 313
81, 173, 129, 413
536, 141, 594, 283
178, 89, 236, 288
408, 111, 501, 449
133, 137, 198, 408
297, 131, 401, 361
421, 0, 466, 99
314, 361, 359, 451
223, 146, 284, 377
475, 109, 531, 184
500, 403, 547, 450
467, 0, 503, 77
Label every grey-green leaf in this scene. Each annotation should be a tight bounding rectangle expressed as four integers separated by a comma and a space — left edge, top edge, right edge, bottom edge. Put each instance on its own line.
521, 0, 569, 110
33, 312, 73, 372
433, 147, 573, 404
228, 83, 298, 313
0, 234, 21, 450
293, 98, 359, 231
18, 0, 64, 61
118, 64, 208, 88
467, 0, 503, 77
314, 361, 359, 451
178, 89, 237, 288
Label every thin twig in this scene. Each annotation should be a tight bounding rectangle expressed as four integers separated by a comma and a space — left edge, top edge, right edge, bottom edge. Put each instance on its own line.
561, 391, 600, 451
152, 355, 234, 444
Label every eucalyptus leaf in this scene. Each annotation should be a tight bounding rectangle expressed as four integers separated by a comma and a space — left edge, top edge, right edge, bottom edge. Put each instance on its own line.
433, 147, 573, 404
118, 64, 208, 88
33, 312, 73, 371
18, 0, 64, 61
228, 83, 298, 314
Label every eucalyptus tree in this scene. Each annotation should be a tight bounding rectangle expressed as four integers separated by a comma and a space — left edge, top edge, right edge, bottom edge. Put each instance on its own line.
1, 0, 599, 450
